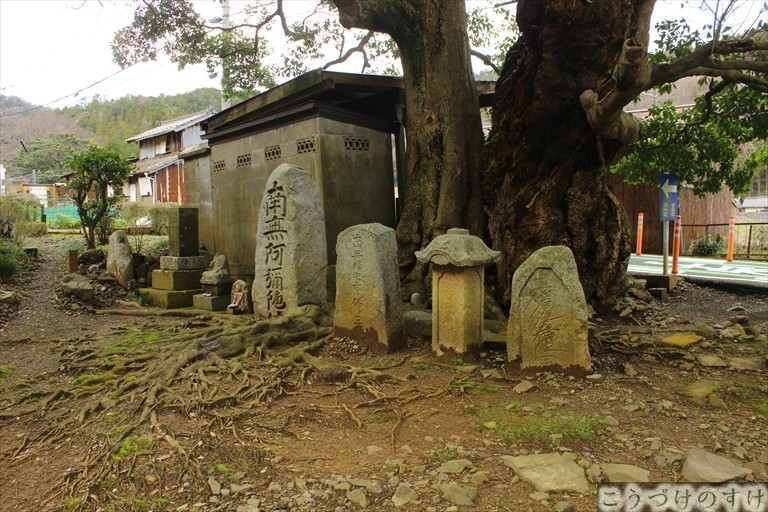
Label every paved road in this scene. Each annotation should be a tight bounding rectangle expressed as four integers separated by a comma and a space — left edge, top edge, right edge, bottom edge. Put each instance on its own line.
628, 254, 768, 288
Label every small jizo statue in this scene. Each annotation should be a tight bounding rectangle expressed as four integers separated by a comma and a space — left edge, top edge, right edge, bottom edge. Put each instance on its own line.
200, 252, 230, 285
229, 279, 252, 313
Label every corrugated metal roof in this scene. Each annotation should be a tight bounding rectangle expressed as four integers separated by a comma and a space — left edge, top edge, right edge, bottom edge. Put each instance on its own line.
130, 154, 180, 176
126, 108, 216, 143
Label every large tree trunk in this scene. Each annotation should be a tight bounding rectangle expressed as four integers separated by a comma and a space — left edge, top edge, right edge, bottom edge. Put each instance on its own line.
334, 0, 485, 296
483, 0, 651, 312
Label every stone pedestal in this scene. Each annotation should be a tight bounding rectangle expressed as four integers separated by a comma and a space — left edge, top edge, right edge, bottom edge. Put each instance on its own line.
152, 269, 205, 291
203, 280, 234, 297
141, 253, 206, 309
193, 293, 231, 311
415, 228, 500, 355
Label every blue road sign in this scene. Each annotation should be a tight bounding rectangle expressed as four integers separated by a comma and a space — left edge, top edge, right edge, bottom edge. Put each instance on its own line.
659, 173, 679, 221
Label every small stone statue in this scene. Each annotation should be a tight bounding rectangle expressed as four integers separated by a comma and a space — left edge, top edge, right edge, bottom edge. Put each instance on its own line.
229, 279, 252, 313
200, 252, 230, 285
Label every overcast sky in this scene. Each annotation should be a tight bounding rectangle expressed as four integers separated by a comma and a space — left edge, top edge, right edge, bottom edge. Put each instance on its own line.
0, 0, 761, 110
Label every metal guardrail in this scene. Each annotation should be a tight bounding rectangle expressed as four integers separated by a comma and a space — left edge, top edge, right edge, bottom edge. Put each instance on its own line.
681, 222, 768, 260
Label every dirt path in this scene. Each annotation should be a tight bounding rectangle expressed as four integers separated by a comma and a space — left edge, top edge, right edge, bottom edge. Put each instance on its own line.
0, 234, 766, 512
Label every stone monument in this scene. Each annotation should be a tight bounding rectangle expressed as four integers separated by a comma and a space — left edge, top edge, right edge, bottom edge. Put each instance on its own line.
507, 245, 592, 372
334, 223, 404, 353
252, 164, 327, 318
106, 230, 133, 288
415, 228, 500, 355
140, 207, 205, 308
193, 252, 234, 311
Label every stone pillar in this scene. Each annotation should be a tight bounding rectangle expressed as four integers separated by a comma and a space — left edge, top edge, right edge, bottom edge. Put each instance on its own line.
68, 249, 79, 274
415, 228, 500, 355
334, 223, 404, 353
252, 164, 327, 318
168, 207, 199, 257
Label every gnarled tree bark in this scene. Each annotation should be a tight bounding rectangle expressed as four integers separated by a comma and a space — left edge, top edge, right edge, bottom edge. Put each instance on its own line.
333, 0, 485, 296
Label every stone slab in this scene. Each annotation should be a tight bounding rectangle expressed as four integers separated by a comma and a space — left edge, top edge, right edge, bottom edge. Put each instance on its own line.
203, 281, 234, 297
139, 288, 201, 309
661, 332, 702, 347
168, 206, 199, 257
501, 453, 588, 493
152, 269, 205, 291
193, 293, 230, 311
602, 463, 650, 482
682, 449, 751, 482
160, 255, 208, 271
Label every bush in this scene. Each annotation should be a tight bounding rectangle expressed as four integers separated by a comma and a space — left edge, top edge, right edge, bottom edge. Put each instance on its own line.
48, 214, 82, 230
18, 221, 47, 237
148, 203, 174, 235
0, 241, 25, 281
0, 196, 38, 244
117, 201, 151, 226
691, 234, 725, 256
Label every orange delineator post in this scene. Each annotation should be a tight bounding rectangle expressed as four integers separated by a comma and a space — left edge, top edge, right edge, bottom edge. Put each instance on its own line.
726, 214, 736, 262
636, 213, 644, 256
672, 215, 681, 274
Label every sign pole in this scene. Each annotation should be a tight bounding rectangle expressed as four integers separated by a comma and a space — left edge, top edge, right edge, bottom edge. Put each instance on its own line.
662, 221, 669, 275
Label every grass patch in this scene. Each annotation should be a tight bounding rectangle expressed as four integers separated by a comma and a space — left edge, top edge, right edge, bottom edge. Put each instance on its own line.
365, 412, 400, 424
208, 462, 233, 475
0, 365, 14, 379
113, 437, 152, 462
476, 404, 600, 445
61, 498, 85, 510
412, 362, 430, 372
454, 379, 500, 396
755, 399, 768, 418
426, 448, 459, 461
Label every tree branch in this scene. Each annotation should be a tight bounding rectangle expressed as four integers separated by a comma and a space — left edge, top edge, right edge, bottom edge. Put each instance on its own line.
322, 31, 374, 70
470, 49, 500, 75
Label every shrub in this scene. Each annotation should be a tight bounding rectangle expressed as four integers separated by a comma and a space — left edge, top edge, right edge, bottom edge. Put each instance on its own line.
148, 203, 174, 235
19, 221, 47, 237
48, 214, 82, 230
0, 241, 25, 281
117, 201, 150, 226
691, 234, 725, 256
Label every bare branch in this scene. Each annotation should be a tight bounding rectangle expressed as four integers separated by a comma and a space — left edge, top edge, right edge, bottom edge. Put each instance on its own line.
470, 49, 501, 75
322, 31, 375, 70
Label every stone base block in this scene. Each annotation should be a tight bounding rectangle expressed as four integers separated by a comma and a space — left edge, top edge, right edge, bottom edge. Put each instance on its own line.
644, 274, 680, 291
160, 255, 207, 271
193, 293, 230, 311
226, 307, 243, 316
648, 287, 668, 302
139, 288, 201, 309
152, 269, 204, 291
202, 281, 234, 297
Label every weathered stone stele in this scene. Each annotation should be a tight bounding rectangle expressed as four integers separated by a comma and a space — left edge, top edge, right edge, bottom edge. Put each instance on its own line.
507, 245, 592, 372
252, 164, 327, 318
168, 206, 199, 257
106, 230, 134, 288
334, 223, 404, 353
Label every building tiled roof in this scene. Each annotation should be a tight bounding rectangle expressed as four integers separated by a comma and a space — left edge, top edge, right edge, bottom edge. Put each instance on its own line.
742, 196, 768, 209
126, 108, 216, 143
130, 154, 180, 177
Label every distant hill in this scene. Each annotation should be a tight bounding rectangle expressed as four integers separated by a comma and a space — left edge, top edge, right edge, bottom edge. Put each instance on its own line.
0, 88, 221, 178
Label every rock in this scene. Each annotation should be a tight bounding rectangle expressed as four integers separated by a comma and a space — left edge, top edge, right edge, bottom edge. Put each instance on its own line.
585, 465, 602, 482
0, 290, 19, 305
106, 230, 134, 289
555, 500, 575, 512
728, 357, 760, 371
696, 354, 728, 367
61, 273, 94, 302
207, 476, 221, 495
410, 292, 423, 306
403, 310, 432, 338
721, 324, 746, 339
586, 374, 604, 383
682, 449, 752, 482
78, 248, 105, 265
602, 415, 620, 427
676, 379, 721, 401
514, 380, 535, 394
708, 394, 727, 408
602, 463, 650, 482
696, 325, 718, 339
759, 449, 768, 465
623, 363, 638, 377
500, 453, 588, 493
441, 483, 476, 506
530, 491, 550, 501
346, 488, 368, 508
470, 471, 489, 486
367, 445, 382, 454
436, 459, 473, 474
744, 461, 768, 480
391, 482, 418, 508
660, 333, 702, 348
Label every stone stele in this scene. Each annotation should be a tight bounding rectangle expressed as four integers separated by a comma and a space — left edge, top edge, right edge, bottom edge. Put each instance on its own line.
106, 230, 134, 289
334, 223, 404, 353
252, 164, 327, 318
507, 245, 591, 372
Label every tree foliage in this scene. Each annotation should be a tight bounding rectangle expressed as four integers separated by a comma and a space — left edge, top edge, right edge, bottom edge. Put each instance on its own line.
66, 145, 135, 249
10, 133, 90, 183
610, 6, 767, 196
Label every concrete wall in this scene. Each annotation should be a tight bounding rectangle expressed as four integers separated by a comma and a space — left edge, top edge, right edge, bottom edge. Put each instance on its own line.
193, 115, 397, 280
184, 152, 215, 253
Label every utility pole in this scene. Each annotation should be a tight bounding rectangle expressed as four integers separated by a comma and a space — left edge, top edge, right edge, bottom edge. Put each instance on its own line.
221, 0, 232, 110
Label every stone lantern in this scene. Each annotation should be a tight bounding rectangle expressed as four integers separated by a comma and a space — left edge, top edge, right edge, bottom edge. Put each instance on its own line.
415, 228, 501, 355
